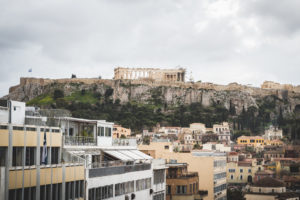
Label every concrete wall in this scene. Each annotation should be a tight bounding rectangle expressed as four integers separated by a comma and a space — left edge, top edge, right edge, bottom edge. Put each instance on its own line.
9, 101, 25, 125
0, 108, 8, 124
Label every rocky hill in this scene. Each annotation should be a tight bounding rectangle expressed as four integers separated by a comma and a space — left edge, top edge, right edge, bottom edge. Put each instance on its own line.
2, 77, 300, 137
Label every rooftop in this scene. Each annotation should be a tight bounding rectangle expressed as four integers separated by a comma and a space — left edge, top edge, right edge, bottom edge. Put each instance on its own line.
253, 177, 285, 188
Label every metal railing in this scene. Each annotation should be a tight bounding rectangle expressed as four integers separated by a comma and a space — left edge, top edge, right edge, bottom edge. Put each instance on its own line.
64, 136, 96, 146
112, 138, 137, 146
89, 162, 151, 178
167, 172, 198, 179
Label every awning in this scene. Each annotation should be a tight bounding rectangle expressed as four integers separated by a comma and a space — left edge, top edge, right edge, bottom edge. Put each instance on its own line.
104, 150, 153, 161
129, 150, 153, 160
104, 150, 133, 161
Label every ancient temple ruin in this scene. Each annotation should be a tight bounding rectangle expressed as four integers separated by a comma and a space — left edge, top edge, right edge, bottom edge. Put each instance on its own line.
114, 67, 186, 82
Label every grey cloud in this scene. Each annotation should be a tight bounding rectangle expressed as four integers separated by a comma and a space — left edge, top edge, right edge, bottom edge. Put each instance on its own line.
0, 0, 300, 97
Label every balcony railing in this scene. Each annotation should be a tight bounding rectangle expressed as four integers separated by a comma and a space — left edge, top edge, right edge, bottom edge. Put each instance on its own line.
167, 172, 198, 179
112, 138, 137, 146
64, 136, 96, 146
89, 162, 151, 178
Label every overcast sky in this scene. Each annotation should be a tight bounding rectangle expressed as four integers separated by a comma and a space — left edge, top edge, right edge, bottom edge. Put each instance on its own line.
1, 0, 300, 97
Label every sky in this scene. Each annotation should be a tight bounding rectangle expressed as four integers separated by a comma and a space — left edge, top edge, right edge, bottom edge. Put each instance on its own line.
1, 0, 300, 97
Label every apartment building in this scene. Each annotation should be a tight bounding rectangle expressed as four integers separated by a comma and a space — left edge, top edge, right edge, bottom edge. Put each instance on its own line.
57, 116, 165, 200
139, 142, 227, 200
237, 136, 265, 147
1, 100, 167, 200
226, 159, 263, 184
166, 163, 200, 200
112, 124, 131, 139
0, 100, 85, 200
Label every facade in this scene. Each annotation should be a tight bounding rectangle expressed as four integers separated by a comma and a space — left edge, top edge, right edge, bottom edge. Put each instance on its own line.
60, 117, 163, 200
227, 159, 263, 184
263, 126, 283, 140
158, 127, 181, 136
112, 124, 131, 139
237, 136, 265, 147
202, 143, 231, 153
166, 163, 200, 200
0, 101, 85, 200
245, 177, 299, 200
114, 67, 186, 82
1, 100, 167, 200
213, 122, 229, 134
189, 123, 206, 134
139, 142, 227, 200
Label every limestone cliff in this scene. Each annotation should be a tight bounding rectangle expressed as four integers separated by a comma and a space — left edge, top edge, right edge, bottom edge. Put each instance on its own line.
2, 77, 300, 116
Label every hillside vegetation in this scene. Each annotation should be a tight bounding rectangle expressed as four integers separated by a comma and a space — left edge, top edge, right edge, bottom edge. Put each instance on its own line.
26, 87, 300, 140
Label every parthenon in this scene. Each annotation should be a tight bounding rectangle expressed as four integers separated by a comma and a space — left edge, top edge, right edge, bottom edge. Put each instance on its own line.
114, 67, 186, 82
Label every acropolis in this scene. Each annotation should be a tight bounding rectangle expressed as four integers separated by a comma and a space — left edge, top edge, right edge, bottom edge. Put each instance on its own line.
114, 67, 186, 82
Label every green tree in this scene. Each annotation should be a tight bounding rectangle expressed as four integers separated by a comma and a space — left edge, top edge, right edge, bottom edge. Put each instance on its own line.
53, 89, 64, 100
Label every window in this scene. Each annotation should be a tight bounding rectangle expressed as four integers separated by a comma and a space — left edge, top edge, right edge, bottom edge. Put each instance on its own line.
136, 178, 151, 191
98, 127, 104, 136
154, 169, 165, 184
153, 192, 164, 200
214, 184, 226, 193
248, 169, 251, 173
240, 175, 243, 180
214, 172, 226, 180
259, 188, 261, 192
176, 185, 187, 194
12, 147, 23, 166
272, 189, 274, 193
105, 127, 111, 137
214, 160, 226, 168
240, 169, 243, 173
13, 126, 24, 131
250, 140, 255, 143
176, 186, 180, 194
167, 185, 171, 194
25, 147, 35, 166
229, 169, 235, 173
89, 184, 113, 199
164, 145, 169, 149
0, 147, 6, 166
231, 175, 233, 180
51, 147, 59, 164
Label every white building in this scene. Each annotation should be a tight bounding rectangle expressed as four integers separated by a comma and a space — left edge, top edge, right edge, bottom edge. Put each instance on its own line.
57, 116, 167, 200
202, 143, 231, 153
213, 122, 229, 134
0, 100, 167, 200
263, 126, 283, 140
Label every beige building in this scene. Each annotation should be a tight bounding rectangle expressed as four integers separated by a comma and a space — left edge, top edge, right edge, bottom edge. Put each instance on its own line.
213, 122, 229, 134
227, 159, 263, 184
114, 67, 186, 82
0, 124, 85, 200
139, 142, 227, 200
245, 177, 299, 200
112, 124, 131, 139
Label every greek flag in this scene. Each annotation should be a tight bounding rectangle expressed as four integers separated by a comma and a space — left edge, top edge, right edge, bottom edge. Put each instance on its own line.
41, 130, 47, 165
28, 68, 32, 73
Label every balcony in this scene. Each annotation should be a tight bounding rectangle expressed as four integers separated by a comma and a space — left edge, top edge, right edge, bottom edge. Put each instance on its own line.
89, 162, 151, 178
64, 136, 96, 146
112, 138, 137, 146
167, 172, 198, 179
